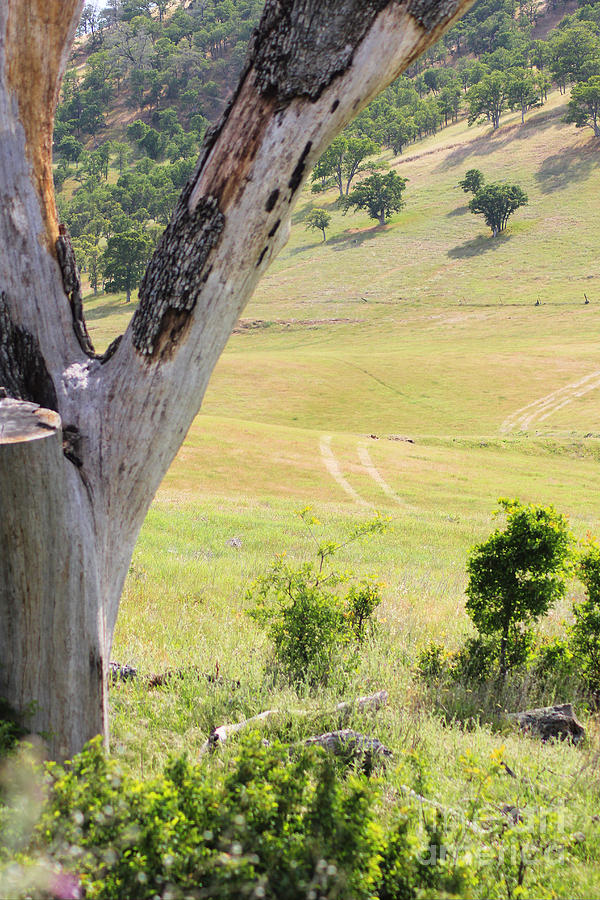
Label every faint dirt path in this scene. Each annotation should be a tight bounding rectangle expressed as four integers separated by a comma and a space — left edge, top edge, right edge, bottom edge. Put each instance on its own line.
357, 444, 413, 508
319, 435, 372, 507
500, 371, 600, 433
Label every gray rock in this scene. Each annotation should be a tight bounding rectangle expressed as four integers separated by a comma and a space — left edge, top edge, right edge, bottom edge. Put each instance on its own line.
508, 703, 585, 744
305, 729, 392, 770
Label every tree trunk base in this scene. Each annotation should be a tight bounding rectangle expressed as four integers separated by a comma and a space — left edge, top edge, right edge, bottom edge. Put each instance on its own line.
0, 399, 108, 760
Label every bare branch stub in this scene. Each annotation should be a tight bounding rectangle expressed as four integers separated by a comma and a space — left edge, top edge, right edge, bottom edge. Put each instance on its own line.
0, 398, 60, 444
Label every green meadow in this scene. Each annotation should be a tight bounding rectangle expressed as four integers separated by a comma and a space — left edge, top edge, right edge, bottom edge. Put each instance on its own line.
84, 91, 600, 896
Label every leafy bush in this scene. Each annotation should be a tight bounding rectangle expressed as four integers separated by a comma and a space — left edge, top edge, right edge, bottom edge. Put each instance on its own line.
37, 736, 471, 900
0, 701, 26, 761
454, 632, 535, 683
415, 641, 453, 682
571, 538, 600, 695
466, 499, 572, 676
415, 499, 583, 721
529, 636, 577, 694
248, 513, 385, 687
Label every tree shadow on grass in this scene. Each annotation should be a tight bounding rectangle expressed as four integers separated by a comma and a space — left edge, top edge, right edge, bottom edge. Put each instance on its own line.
289, 239, 325, 255
534, 143, 598, 193
435, 109, 561, 173
84, 299, 138, 320
447, 204, 470, 217
448, 231, 512, 258
289, 223, 382, 255
329, 224, 384, 252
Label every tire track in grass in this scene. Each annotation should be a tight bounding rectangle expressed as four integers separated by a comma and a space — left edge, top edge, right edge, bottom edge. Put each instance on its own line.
500, 370, 600, 433
319, 435, 372, 508
357, 443, 413, 508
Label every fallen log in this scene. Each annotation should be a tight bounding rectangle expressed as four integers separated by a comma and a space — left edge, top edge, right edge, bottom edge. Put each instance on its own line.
304, 729, 392, 770
335, 690, 388, 714
200, 710, 279, 755
199, 690, 389, 755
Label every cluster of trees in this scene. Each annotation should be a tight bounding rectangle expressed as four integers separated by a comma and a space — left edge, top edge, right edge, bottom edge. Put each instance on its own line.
365, 0, 599, 141
53, 0, 600, 295
69, 0, 263, 130
304, 169, 409, 243
55, 138, 196, 296
54, 0, 268, 296
305, 0, 600, 207
421, 498, 600, 705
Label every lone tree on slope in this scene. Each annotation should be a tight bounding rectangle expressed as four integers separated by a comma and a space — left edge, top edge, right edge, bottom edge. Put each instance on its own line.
305, 208, 332, 242
469, 182, 528, 236
344, 171, 408, 225
466, 498, 572, 677
0, 0, 474, 760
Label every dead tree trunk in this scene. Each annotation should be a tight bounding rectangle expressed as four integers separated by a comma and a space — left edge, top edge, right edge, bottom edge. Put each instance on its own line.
0, 0, 474, 759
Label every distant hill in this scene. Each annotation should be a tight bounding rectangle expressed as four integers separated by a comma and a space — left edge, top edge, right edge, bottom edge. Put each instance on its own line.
54, 0, 600, 295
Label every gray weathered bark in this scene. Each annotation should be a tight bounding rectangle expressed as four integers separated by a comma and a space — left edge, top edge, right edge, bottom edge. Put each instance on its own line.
0, 399, 107, 760
0, 0, 474, 759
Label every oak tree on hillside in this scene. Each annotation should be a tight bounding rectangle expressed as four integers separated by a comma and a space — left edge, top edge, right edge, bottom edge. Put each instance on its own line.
344, 171, 408, 225
506, 67, 542, 124
548, 25, 600, 93
101, 229, 153, 302
467, 71, 507, 130
468, 182, 528, 236
311, 133, 381, 197
388, 112, 417, 154
0, 0, 474, 760
458, 168, 484, 193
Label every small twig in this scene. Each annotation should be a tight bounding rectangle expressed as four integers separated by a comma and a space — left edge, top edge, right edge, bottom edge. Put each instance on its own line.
501, 760, 517, 779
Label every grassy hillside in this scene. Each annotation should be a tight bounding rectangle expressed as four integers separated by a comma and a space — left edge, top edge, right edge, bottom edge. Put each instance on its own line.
81, 90, 600, 897
88, 89, 600, 516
